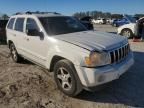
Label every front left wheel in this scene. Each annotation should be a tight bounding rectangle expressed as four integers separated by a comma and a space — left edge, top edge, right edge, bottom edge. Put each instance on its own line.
54, 59, 82, 97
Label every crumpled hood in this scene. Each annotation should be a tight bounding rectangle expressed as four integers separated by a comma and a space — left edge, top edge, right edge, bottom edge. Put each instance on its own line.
55, 31, 128, 51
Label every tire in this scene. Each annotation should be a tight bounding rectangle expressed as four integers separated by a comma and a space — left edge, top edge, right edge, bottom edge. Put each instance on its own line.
10, 43, 22, 63
121, 29, 133, 39
54, 59, 82, 97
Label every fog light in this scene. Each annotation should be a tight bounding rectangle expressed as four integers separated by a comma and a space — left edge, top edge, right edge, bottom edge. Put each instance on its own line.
97, 75, 106, 82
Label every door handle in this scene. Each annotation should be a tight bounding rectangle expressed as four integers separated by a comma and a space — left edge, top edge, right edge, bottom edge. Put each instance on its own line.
24, 37, 29, 41
26, 38, 29, 41
12, 34, 16, 37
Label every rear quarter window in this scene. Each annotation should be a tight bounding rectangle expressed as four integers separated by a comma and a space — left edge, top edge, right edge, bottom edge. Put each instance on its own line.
14, 18, 25, 32
7, 18, 15, 29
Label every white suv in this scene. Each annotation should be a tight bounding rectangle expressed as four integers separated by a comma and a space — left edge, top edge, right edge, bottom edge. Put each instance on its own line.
117, 16, 144, 38
6, 12, 134, 96
92, 18, 106, 24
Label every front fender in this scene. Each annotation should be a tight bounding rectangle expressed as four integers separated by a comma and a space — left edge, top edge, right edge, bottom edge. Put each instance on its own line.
44, 43, 90, 69
118, 23, 136, 34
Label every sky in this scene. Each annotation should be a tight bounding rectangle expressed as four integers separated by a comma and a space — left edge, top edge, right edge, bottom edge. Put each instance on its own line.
0, 0, 144, 16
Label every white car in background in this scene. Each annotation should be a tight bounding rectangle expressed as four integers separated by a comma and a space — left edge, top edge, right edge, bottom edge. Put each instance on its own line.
106, 18, 113, 24
118, 16, 144, 38
92, 18, 106, 24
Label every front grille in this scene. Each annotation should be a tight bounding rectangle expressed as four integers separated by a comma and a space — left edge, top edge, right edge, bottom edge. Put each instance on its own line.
109, 44, 130, 64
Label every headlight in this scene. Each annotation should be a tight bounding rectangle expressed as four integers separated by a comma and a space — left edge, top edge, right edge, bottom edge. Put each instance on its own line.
85, 51, 110, 67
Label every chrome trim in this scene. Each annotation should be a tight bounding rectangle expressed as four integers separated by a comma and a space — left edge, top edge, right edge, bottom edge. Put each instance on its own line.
121, 47, 123, 59
124, 45, 126, 57
117, 49, 120, 61
109, 43, 130, 64
113, 51, 116, 62
108, 52, 112, 64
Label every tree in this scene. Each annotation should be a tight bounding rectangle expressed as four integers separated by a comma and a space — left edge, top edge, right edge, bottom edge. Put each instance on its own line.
134, 14, 144, 18
1, 14, 9, 20
111, 14, 123, 19
73, 10, 112, 19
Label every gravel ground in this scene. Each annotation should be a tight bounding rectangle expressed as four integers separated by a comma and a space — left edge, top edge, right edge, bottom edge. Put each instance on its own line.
94, 24, 117, 33
0, 25, 144, 108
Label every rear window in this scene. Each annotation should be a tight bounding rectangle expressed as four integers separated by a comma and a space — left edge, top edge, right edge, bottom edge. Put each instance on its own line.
7, 18, 15, 29
14, 18, 25, 32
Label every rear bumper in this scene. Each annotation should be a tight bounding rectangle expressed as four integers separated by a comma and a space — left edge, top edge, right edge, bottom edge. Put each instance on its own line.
75, 52, 134, 88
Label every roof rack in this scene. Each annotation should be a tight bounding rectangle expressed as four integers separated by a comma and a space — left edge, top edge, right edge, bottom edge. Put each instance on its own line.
14, 11, 61, 15
15, 12, 23, 15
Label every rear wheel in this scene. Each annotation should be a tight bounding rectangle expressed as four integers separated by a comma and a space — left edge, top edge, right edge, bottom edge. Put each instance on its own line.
10, 43, 22, 63
99, 22, 102, 24
121, 29, 133, 38
54, 59, 82, 96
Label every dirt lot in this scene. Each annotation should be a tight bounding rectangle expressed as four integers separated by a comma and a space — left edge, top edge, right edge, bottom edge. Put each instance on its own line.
0, 25, 144, 108
94, 24, 117, 33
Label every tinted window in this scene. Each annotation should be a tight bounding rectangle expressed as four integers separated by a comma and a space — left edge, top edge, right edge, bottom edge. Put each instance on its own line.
14, 18, 25, 32
39, 16, 87, 36
80, 17, 92, 22
26, 18, 39, 31
124, 15, 136, 23
7, 18, 15, 29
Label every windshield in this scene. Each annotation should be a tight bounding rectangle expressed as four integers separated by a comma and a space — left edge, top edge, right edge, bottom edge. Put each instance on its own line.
39, 16, 87, 36
124, 15, 136, 23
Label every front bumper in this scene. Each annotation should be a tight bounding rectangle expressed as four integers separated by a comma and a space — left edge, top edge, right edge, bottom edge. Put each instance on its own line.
74, 52, 134, 88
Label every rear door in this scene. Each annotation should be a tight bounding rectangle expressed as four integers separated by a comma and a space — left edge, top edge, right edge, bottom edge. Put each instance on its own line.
13, 17, 26, 54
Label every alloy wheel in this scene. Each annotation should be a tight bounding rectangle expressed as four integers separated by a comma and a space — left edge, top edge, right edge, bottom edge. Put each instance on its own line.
56, 67, 72, 91
122, 30, 131, 38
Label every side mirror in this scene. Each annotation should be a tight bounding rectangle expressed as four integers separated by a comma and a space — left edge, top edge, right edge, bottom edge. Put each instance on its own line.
27, 29, 44, 40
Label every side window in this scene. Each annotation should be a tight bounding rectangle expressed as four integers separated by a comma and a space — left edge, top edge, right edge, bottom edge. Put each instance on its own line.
26, 18, 39, 32
7, 18, 15, 29
14, 18, 25, 32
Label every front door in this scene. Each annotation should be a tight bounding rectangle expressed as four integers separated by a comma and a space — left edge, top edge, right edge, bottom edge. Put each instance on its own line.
23, 18, 48, 65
